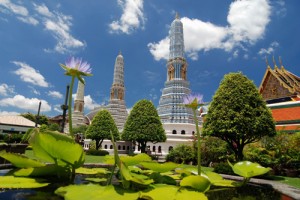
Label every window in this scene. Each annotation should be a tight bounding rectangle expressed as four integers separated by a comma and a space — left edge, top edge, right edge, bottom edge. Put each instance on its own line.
172, 130, 177, 134
192, 131, 195, 135
123, 146, 125, 150
158, 146, 162, 153
152, 146, 156, 152
127, 146, 129, 150
110, 145, 113, 149
181, 130, 185, 135
104, 145, 107, 149
118, 145, 121, 150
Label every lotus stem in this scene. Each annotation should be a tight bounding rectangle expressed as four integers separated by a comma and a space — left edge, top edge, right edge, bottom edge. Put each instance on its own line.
68, 76, 75, 138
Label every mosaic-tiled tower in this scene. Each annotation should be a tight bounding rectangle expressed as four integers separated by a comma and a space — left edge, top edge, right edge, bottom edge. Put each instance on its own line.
157, 13, 194, 124
72, 79, 86, 127
107, 51, 128, 131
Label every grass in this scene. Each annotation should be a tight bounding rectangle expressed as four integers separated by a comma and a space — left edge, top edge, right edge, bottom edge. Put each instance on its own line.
24, 150, 300, 189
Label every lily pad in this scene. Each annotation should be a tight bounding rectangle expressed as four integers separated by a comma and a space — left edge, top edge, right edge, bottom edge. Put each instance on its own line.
228, 160, 271, 178
180, 175, 210, 192
85, 178, 107, 183
0, 176, 49, 188
29, 130, 85, 168
139, 184, 208, 200
203, 171, 238, 187
12, 165, 70, 178
55, 184, 139, 200
0, 150, 45, 168
140, 162, 179, 173
76, 167, 109, 175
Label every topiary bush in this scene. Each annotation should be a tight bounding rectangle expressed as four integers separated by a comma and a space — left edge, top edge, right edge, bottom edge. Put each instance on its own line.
166, 144, 195, 164
199, 136, 234, 166
85, 149, 109, 156
3, 133, 23, 143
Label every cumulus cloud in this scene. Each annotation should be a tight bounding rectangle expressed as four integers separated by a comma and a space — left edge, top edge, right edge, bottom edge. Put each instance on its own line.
109, 0, 145, 34
47, 90, 63, 99
0, 0, 39, 25
0, 110, 19, 116
84, 95, 100, 111
33, 3, 85, 54
258, 41, 279, 56
0, 83, 15, 96
148, 0, 271, 61
0, 94, 51, 112
12, 61, 49, 87
0, 1, 85, 53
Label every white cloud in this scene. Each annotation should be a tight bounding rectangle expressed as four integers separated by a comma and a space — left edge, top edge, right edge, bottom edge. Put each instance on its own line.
33, 3, 85, 54
258, 41, 279, 56
0, 83, 15, 96
47, 90, 63, 99
12, 61, 49, 87
0, 0, 39, 25
227, 0, 270, 44
0, 110, 19, 116
84, 95, 100, 111
109, 0, 145, 34
0, 94, 51, 112
53, 104, 62, 113
148, 0, 271, 61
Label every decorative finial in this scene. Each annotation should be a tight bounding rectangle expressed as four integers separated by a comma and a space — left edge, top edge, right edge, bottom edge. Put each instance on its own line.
272, 56, 278, 69
175, 12, 179, 19
119, 50, 122, 55
265, 56, 270, 67
279, 56, 282, 66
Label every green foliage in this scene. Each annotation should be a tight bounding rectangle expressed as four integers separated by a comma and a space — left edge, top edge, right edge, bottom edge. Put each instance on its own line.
73, 125, 88, 135
22, 128, 34, 143
122, 99, 166, 153
0, 150, 45, 168
180, 175, 211, 192
0, 176, 49, 188
140, 162, 179, 173
228, 160, 271, 184
48, 123, 60, 131
200, 136, 233, 166
213, 162, 235, 175
166, 144, 195, 164
85, 149, 109, 156
203, 72, 276, 161
244, 132, 300, 175
86, 110, 119, 150
21, 112, 49, 125
3, 133, 23, 143
55, 185, 140, 200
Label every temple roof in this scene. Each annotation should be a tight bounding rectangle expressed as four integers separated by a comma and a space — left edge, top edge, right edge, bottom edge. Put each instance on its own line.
259, 58, 300, 100
0, 115, 35, 127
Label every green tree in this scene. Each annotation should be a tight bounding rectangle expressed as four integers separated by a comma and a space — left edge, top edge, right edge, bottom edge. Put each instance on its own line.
85, 110, 119, 150
48, 123, 60, 131
166, 144, 195, 164
203, 72, 276, 161
122, 99, 166, 153
73, 125, 88, 136
21, 112, 49, 125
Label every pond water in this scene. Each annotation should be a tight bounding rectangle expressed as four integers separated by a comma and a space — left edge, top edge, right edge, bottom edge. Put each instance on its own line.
0, 170, 296, 200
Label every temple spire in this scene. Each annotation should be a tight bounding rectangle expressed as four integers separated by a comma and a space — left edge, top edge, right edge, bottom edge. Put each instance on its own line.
175, 12, 179, 19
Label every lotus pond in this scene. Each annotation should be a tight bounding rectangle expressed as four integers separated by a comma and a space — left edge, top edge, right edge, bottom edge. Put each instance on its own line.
0, 129, 297, 200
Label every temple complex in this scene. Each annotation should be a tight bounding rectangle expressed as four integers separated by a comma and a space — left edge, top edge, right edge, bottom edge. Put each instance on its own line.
259, 58, 300, 132
86, 52, 128, 131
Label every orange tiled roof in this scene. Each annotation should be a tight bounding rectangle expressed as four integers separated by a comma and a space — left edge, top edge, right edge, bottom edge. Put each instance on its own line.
276, 125, 300, 131
271, 106, 300, 122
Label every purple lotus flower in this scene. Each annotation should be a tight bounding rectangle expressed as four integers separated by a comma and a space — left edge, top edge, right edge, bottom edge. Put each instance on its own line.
60, 57, 92, 83
183, 94, 204, 110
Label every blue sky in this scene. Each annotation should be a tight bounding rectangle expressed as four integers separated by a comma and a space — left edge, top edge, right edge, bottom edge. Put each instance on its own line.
0, 0, 299, 117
